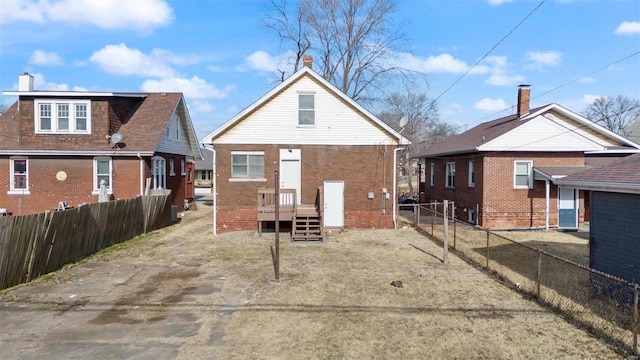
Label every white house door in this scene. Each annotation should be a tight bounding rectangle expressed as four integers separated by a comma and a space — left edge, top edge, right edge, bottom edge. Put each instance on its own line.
558, 187, 577, 229
323, 181, 344, 228
279, 149, 301, 205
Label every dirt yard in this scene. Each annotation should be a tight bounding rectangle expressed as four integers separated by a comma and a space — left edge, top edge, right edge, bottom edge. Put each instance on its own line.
0, 205, 626, 359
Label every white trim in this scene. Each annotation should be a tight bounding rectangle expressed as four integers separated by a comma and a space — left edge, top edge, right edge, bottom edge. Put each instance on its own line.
34, 99, 91, 134
151, 156, 166, 190
468, 160, 475, 187
430, 162, 435, 187
231, 151, 265, 179
229, 178, 267, 182
201, 67, 409, 145
9, 156, 29, 192
514, 160, 533, 189
180, 159, 186, 175
93, 157, 113, 193
445, 162, 455, 188
169, 159, 175, 176
297, 92, 316, 126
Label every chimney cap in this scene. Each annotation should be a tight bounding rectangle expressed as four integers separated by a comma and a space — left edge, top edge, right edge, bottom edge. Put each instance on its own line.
518, 84, 531, 88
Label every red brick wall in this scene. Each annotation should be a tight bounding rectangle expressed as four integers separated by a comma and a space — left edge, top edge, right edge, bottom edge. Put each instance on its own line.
423, 152, 586, 229
214, 144, 397, 232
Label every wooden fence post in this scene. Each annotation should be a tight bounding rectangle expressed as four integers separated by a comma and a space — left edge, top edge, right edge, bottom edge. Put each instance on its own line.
536, 251, 542, 299
443, 200, 448, 264
485, 231, 490, 269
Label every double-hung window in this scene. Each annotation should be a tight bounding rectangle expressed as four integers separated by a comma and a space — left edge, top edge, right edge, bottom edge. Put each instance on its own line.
298, 93, 315, 126
151, 156, 166, 189
514, 160, 533, 189
231, 151, 265, 180
169, 159, 175, 176
10, 157, 29, 194
93, 157, 112, 192
468, 160, 475, 187
35, 99, 91, 134
181, 159, 186, 175
445, 162, 455, 188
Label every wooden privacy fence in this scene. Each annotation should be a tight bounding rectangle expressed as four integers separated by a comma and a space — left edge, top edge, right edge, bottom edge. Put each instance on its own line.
0, 194, 172, 291
400, 202, 639, 356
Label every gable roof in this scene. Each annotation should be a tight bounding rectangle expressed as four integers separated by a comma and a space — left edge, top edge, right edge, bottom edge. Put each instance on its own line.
195, 148, 213, 170
0, 92, 202, 159
554, 153, 640, 194
415, 103, 640, 158
202, 66, 408, 145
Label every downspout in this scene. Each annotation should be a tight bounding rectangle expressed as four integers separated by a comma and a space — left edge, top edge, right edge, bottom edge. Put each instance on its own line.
545, 179, 550, 230
212, 148, 217, 235
137, 153, 144, 196
392, 147, 405, 229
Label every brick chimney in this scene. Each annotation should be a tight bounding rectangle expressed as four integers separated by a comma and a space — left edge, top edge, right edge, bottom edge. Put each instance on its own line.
517, 84, 530, 118
18, 72, 34, 92
303, 55, 313, 69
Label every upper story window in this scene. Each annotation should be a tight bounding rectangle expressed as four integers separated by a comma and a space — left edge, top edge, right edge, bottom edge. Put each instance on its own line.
231, 151, 265, 179
9, 157, 29, 194
35, 99, 91, 134
514, 160, 533, 189
298, 93, 315, 126
468, 160, 475, 187
445, 162, 455, 188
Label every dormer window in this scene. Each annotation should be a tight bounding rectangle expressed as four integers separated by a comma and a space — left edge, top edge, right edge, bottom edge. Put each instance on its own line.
35, 99, 91, 134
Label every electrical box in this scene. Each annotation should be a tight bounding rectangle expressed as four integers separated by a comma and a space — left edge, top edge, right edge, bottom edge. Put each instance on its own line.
385, 193, 390, 199
368, 192, 375, 199
382, 188, 387, 193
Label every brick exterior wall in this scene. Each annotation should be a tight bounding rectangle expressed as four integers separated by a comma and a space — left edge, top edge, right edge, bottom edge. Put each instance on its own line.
214, 144, 397, 233
422, 152, 586, 229
1, 95, 189, 215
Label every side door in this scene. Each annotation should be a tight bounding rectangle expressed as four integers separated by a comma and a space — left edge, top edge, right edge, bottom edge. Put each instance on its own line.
323, 180, 344, 228
279, 149, 301, 205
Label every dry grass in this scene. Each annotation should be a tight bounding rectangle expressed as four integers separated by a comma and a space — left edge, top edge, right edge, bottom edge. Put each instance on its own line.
1, 206, 629, 359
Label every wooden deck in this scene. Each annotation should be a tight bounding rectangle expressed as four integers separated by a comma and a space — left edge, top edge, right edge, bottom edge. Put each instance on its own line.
257, 187, 325, 241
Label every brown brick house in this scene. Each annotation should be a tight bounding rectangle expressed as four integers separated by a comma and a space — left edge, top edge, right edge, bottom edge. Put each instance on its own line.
0, 73, 202, 215
202, 62, 408, 236
414, 85, 640, 230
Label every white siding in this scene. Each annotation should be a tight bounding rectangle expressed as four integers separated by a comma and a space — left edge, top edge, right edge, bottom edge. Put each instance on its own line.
156, 111, 192, 155
480, 112, 612, 152
214, 77, 398, 145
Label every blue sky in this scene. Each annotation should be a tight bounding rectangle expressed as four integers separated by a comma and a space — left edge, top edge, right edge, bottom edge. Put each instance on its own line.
1, 0, 639, 141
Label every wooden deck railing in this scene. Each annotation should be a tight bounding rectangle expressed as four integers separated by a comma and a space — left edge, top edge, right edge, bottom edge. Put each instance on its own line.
257, 188, 297, 222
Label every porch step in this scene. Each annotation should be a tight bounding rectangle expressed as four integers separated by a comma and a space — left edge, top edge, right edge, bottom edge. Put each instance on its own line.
291, 210, 324, 242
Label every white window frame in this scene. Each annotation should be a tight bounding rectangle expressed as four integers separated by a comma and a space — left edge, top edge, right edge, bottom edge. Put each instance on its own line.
298, 93, 316, 126
181, 159, 186, 175
169, 159, 175, 176
92, 157, 113, 194
514, 160, 533, 189
430, 162, 435, 187
151, 156, 167, 189
445, 162, 455, 188
35, 99, 91, 134
9, 157, 30, 194
230, 151, 265, 181
468, 160, 475, 187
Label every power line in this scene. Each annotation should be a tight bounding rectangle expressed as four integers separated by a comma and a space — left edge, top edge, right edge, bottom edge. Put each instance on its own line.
429, 0, 547, 107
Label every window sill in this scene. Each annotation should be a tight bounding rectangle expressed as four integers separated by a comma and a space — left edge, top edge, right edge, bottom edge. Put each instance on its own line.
229, 177, 267, 182
7, 190, 30, 195
91, 190, 114, 195
170, 172, 176, 176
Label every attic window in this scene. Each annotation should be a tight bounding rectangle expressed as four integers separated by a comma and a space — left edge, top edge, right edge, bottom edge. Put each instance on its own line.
35, 99, 91, 134
298, 93, 315, 126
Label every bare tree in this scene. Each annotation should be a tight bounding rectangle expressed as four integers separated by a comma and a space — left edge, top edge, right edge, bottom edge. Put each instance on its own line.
263, 0, 418, 102
377, 91, 459, 193
583, 95, 640, 135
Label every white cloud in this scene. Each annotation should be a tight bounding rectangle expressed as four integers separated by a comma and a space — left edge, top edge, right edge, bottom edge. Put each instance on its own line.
578, 76, 595, 84
0, 0, 45, 24
90, 43, 176, 77
0, 0, 173, 33
141, 76, 234, 99
29, 50, 64, 66
487, 0, 513, 5
29, 73, 69, 91
440, 102, 464, 117
526, 51, 563, 70
582, 94, 603, 105
397, 53, 469, 73
475, 98, 508, 112
486, 74, 525, 86
241, 50, 294, 73
615, 21, 640, 35
189, 100, 215, 114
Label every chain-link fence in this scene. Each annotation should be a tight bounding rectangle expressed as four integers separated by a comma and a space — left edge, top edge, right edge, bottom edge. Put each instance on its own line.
399, 202, 639, 356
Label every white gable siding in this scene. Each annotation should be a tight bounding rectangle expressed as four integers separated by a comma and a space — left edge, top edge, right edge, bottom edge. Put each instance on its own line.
214, 76, 398, 145
479, 112, 611, 152
156, 111, 192, 155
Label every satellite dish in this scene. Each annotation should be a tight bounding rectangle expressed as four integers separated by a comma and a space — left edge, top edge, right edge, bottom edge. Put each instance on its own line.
109, 133, 123, 144
398, 115, 408, 128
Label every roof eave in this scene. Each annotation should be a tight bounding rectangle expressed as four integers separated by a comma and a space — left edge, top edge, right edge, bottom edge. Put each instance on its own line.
3, 91, 148, 98
553, 180, 640, 194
